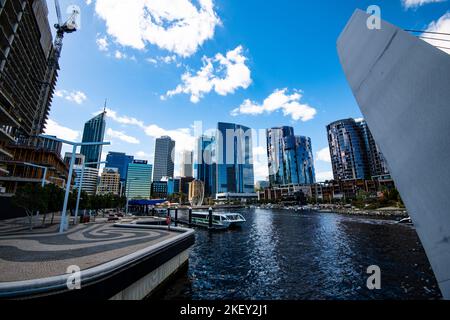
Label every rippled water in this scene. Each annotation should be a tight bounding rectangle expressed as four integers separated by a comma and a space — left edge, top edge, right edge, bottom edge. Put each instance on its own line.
159, 209, 441, 300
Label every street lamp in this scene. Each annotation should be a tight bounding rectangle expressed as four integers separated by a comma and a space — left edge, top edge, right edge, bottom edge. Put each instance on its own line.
23, 162, 49, 187
39, 135, 110, 233
74, 160, 106, 224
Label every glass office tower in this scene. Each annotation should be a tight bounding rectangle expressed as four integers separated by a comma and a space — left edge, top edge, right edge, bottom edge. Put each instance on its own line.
215, 122, 255, 194
80, 111, 106, 168
153, 136, 175, 182
266, 126, 316, 186
105, 152, 134, 182
126, 160, 153, 200
194, 135, 216, 196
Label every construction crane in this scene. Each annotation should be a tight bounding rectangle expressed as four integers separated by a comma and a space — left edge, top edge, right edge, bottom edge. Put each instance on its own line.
31, 0, 80, 143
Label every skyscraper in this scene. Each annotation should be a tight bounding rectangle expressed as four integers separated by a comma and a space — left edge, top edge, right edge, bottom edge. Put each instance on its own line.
153, 136, 175, 182
215, 122, 255, 194
126, 160, 153, 200
0, 0, 57, 173
64, 153, 98, 195
266, 126, 316, 186
326, 118, 389, 181
80, 111, 106, 169
194, 135, 216, 196
358, 120, 390, 179
180, 150, 193, 178
105, 152, 134, 182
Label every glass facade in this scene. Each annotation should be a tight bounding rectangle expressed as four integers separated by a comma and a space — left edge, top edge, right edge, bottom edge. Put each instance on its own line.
153, 136, 175, 182
80, 112, 106, 168
105, 152, 134, 182
267, 127, 316, 186
194, 135, 216, 196
126, 160, 153, 200
216, 122, 255, 194
327, 118, 370, 180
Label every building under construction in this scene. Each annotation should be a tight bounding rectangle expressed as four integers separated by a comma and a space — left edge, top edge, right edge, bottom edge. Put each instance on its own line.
0, 0, 64, 194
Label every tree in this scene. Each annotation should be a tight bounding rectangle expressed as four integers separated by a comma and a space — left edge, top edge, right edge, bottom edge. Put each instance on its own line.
12, 184, 48, 230
43, 183, 64, 225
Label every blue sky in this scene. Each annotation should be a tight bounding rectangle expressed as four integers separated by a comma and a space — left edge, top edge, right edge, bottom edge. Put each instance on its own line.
44, 0, 450, 181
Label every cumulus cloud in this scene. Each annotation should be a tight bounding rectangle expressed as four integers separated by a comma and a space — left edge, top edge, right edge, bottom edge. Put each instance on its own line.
231, 88, 317, 122
164, 46, 252, 103
402, 0, 446, 8
422, 12, 450, 55
106, 128, 140, 144
55, 90, 87, 105
135, 151, 153, 161
95, 0, 220, 57
98, 108, 196, 152
44, 119, 80, 141
316, 147, 331, 163
96, 35, 109, 51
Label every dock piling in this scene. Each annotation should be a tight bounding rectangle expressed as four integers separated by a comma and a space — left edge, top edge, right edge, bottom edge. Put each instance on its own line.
208, 207, 213, 229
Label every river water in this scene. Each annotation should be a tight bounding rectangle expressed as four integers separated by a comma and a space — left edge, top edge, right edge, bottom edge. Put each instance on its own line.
159, 208, 441, 300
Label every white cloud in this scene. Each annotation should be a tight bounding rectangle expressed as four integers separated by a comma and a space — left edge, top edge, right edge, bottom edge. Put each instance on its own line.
253, 146, 268, 181
44, 119, 80, 141
315, 171, 334, 182
55, 90, 87, 105
422, 12, 450, 55
114, 50, 126, 59
106, 128, 140, 144
135, 151, 153, 161
95, 0, 220, 57
96, 35, 109, 51
231, 88, 317, 122
86, 0, 93, 5
402, 0, 446, 8
164, 46, 252, 103
316, 147, 331, 163
99, 108, 195, 153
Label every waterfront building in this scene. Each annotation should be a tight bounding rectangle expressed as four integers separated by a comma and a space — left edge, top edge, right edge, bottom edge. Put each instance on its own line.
153, 136, 175, 182
126, 160, 152, 200
105, 152, 134, 182
64, 153, 98, 195
326, 118, 390, 181
166, 177, 181, 196
64, 152, 85, 167
215, 122, 255, 195
327, 119, 370, 181
180, 150, 194, 178
266, 126, 316, 186
358, 120, 390, 179
255, 180, 270, 191
80, 112, 106, 169
97, 168, 120, 195
151, 181, 168, 199
0, 0, 58, 178
37, 136, 62, 156
194, 135, 216, 196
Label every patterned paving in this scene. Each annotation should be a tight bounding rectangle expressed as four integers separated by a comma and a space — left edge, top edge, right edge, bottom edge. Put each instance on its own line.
0, 223, 177, 282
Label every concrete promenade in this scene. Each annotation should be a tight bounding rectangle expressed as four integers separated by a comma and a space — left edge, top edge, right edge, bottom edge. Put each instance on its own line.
0, 217, 195, 299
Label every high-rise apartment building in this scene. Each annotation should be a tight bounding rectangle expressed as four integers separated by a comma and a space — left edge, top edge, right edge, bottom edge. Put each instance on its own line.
105, 152, 134, 182
180, 150, 193, 178
266, 126, 316, 186
126, 160, 152, 200
153, 136, 175, 182
97, 168, 120, 195
326, 118, 390, 181
80, 112, 106, 169
64, 153, 98, 195
0, 0, 57, 174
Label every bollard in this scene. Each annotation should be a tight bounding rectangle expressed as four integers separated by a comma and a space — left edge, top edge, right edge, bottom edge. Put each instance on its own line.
175, 208, 178, 227
188, 207, 192, 226
208, 207, 213, 229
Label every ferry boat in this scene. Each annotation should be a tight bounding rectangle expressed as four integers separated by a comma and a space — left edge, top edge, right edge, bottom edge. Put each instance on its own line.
191, 212, 246, 230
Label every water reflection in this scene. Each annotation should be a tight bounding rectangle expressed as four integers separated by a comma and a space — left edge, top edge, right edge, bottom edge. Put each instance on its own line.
159, 209, 441, 300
